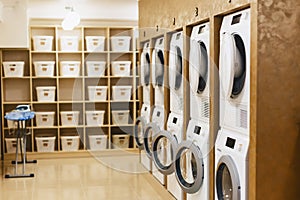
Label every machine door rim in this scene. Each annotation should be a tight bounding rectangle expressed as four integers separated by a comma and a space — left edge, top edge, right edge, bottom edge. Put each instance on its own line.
151, 130, 178, 175
175, 140, 205, 194
216, 155, 241, 200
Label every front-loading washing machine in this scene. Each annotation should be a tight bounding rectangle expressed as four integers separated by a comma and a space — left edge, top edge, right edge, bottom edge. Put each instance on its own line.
140, 37, 166, 184
152, 31, 184, 200
219, 8, 250, 134
215, 130, 249, 200
134, 41, 152, 171
174, 22, 212, 200
216, 8, 251, 200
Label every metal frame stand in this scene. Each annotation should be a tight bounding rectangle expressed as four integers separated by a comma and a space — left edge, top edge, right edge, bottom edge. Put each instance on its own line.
5, 115, 36, 179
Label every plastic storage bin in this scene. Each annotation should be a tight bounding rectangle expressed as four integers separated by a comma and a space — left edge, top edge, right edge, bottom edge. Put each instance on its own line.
112, 134, 130, 149
35, 112, 55, 127
35, 136, 56, 152
61, 136, 80, 151
86, 61, 106, 77
85, 36, 105, 52
110, 36, 131, 52
88, 86, 107, 101
32, 36, 54, 51
60, 111, 80, 126
112, 86, 132, 101
86, 110, 105, 126
60, 61, 81, 77
60, 36, 79, 51
3, 62, 24, 77
36, 86, 56, 102
111, 110, 130, 125
5, 138, 22, 153
111, 61, 131, 76
34, 61, 55, 77
88, 135, 107, 150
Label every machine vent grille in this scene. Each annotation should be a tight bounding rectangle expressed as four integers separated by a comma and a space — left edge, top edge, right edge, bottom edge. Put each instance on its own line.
239, 108, 248, 129
202, 100, 210, 119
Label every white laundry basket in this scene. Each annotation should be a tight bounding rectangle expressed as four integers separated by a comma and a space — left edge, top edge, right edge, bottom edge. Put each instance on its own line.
60, 61, 81, 77
35, 112, 55, 127
111, 61, 131, 76
112, 86, 132, 101
3, 62, 25, 77
5, 138, 22, 153
60, 111, 80, 126
86, 61, 106, 77
61, 136, 80, 151
110, 36, 131, 52
88, 135, 107, 150
85, 36, 105, 52
35, 136, 56, 152
36, 86, 56, 102
111, 110, 130, 125
32, 36, 54, 51
34, 61, 55, 77
60, 36, 79, 51
88, 86, 107, 101
112, 134, 130, 149
85, 111, 105, 126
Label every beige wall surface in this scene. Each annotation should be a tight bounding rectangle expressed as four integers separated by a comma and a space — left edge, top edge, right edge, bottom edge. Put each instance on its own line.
256, 0, 300, 199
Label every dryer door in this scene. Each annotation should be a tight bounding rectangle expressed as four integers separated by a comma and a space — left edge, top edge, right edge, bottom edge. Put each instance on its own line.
169, 46, 183, 90
216, 155, 241, 200
143, 122, 160, 159
175, 140, 204, 194
134, 116, 147, 149
141, 51, 151, 86
155, 49, 165, 86
219, 32, 246, 99
189, 40, 209, 94
152, 130, 178, 175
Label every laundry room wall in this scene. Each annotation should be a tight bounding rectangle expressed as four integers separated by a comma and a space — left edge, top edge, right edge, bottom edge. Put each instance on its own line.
255, 0, 300, 199
28, 0, 138, 20
138, 0, 300, 199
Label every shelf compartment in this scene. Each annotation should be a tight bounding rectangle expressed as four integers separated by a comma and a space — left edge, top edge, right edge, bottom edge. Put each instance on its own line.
58, 79, 83, 101
60, 128, 84, 150
3, 79, 31, 102
33, 129, 58, 152
85, 103, 109, 125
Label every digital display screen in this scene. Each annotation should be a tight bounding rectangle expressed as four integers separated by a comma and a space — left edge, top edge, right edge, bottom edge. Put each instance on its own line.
159, 38, 163, 44
194, 126, 201, 135
225, 137, 236, 149
172, 117, 177, 124
231, 14, 242, 25
176, 33, 181, 40
156, 111, 161, 117
144, 107, 147, 111
198, 25, 205, 34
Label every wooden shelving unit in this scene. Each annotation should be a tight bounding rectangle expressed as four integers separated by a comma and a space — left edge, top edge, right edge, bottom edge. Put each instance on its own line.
1, 24, 139, 156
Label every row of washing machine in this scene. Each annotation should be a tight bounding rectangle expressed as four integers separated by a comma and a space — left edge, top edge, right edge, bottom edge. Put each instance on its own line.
135, 8, 250, 200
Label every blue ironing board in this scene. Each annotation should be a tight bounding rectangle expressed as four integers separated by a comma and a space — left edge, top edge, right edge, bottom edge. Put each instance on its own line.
4, 110, 36, 178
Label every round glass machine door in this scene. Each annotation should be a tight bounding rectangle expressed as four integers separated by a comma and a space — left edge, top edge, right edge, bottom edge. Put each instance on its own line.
169, 46, 183, 90
174, 140, 204, 193
143, 122, 160, 159
142, 52, 150, 86
155, 50, 165, 86
134, 116, 147, 149
151, 130, 178, 175
216, 155, 241, 200
189, 40, 208, 94
219, 32, 246, 99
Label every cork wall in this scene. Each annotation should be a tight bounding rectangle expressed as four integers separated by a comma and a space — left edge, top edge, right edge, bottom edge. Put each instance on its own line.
256, 0, 300, 199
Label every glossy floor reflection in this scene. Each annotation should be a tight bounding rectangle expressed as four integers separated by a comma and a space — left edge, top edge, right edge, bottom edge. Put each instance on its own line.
0, 153, 175, 200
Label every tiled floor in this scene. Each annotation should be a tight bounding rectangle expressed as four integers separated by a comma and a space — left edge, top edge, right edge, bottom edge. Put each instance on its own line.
0, 153, 175, 200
